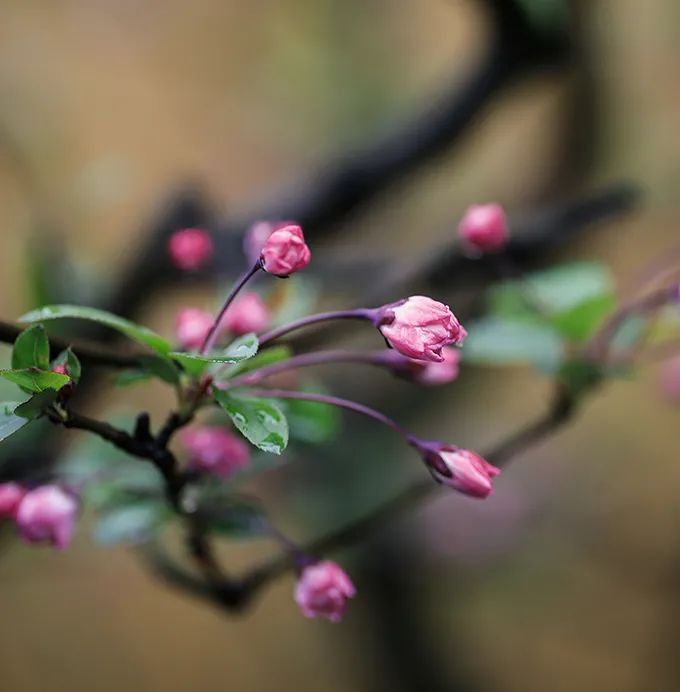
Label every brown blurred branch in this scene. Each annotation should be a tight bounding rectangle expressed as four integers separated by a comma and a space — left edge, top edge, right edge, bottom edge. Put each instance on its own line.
97, 0, 569, 316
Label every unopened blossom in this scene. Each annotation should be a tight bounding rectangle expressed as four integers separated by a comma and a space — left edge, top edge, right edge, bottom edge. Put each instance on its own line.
378, 296, 466, 362
294, 560, 356, 623
260, 224, 311, 277
659, 354, 680, 404
224, 292, 271, 335
168, 228, 214, 271
175, 308, 214, 351
411, 346, 461, 385
243, 220, 294, 264
0, 482, 26, 520
423, 446, 500, 498
458, 203, 508, 253
16, 485, 78, 550
181, 426, 250, 478
52, 363, 67, 375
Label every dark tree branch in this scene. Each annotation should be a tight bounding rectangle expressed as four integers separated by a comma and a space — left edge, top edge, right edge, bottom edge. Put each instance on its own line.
139, 382, 582, 613
92, 0, 569, 312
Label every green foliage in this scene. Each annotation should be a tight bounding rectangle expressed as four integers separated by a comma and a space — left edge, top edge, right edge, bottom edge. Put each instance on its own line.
14, 390, 59, 419
187, 484, 268, 538
220, 345, 292, 380
473, 262, 617, 371
213, 389, 289, 454
171, 333, 259, 376
0, 369, 70, 393
517, 0, 569, 33
283, 384, 342, 444
490, 262, 613, 320
20, 304, 172, 355
93, 500, 170, 546
550, 294, 616, 341
0, 401, 31, 440
463, 318, 564, 372
12, 325, 50, 370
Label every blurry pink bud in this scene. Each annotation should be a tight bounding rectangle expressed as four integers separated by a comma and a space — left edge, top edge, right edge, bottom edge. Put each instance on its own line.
458, 203, 508, 253
0, 482, 26, 519
52, 363, 68, 376
378, 296, 466, 362
260, 224, 311, 277
243, 220, 294, 264
224, 292, 271, 335
659, 354, 680, 404
181, 426, 250, 478
16, 485, 78, 549
424, 446, 500, 498
175, 308, 214, 351
168, 228, 214, 271
413, 346, 461, 385
294, 560, 356, 623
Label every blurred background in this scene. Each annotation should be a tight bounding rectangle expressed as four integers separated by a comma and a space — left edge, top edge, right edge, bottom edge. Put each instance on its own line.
0, 1, 679, 691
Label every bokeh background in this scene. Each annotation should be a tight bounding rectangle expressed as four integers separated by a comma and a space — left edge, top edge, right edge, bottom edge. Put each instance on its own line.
0, 1, 679, 691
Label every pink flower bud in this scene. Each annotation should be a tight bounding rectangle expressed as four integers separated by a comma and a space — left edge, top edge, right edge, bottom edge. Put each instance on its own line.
168, 228, 214, 271
223, 292, 271, 335
16, 485, 78, 549
181, 426, 250, 478
458, 203, 508, 253
260, 224, 311, 277
378, 296, 466, 362
294, 560, 356, 623
0, 482, 26, 519
413, 346, 461, 385
175, 308, 215, 351
659, 354, 680, 404
243, 220, 294, 264
52, 363, 68, 376
423, 446, 500, 498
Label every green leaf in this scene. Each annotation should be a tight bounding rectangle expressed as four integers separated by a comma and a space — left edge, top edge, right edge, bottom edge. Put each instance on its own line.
517, 0, 568, 33
218, 345, 292, 380
213, 389, 289, 454
0, 368, 70, 393
551, 294, 615, 341
609, 315, 647, 354
139, 355, 181, 385
490, 262, 613, 318
12, 325, 50, 370
0, 401, 31, 440
14, 390, 58, 419
171, 333, 259, 376
114, 356, 181, 386
66, 349, 82, 383
558, 361, 603, 393
283, 385, 342, 444
186, 485, 268, 538
463, 318, 564, 372
93, 501, 169, 546
19, 304, 172, 355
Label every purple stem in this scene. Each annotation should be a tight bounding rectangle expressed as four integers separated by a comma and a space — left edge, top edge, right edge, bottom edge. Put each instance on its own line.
258, 308, 378, 347
228, 349, 398, 388
243, 387, 414, 442
200, 262, 261, 355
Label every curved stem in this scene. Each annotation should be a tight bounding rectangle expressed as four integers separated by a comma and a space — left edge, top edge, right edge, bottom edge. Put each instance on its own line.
228, 349, 395, 388
243, 387, 412, 441
258, 308, 377, 347
200, 262, 262, 355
